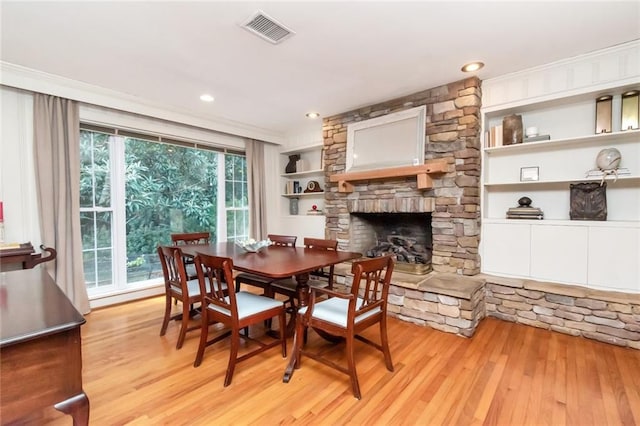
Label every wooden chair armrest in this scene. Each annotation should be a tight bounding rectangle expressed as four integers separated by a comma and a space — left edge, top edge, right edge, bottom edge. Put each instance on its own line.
310, 287, 354, 300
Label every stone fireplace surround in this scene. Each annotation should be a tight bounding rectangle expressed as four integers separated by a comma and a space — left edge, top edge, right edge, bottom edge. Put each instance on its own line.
323, 77, 482, 275
317, 77, 640, 349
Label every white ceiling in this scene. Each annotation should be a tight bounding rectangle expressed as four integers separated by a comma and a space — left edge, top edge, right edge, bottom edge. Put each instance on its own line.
1, 1, 639, 138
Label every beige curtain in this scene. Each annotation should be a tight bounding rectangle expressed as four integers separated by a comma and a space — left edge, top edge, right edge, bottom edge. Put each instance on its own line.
33, 94, 90, 314
245, 139, 267, 239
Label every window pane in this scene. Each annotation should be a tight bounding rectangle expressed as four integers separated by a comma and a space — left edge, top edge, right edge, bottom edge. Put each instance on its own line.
80, 211, 95, 250
82, 250, 97, 289
96, 211, 112, 248
124, 137, 218, 284
235, 156, 246, 181
93, 134, 111, 207
225, 155, 234, 180
225, 181, 233, 208
96, 249, 113, 286
234, 181, 245, 208
79, 132, 95, 208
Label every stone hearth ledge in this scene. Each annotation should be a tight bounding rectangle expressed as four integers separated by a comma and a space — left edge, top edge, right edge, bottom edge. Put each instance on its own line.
331, 263, 640, 348
334, 263, 486, 337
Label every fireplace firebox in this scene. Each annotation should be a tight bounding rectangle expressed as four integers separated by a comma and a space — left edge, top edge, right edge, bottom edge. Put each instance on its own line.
349, 213, 432, 274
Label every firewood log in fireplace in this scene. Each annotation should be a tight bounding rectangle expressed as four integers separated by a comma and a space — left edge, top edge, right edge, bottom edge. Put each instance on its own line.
366, 235, 431, 264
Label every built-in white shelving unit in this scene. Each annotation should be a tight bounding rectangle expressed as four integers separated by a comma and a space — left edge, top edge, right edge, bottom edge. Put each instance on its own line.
480, 41, 640, 293
279, 143, 325, 218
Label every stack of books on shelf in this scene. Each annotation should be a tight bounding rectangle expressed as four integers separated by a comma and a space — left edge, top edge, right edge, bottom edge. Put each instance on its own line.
506, 206, 544, 220
306, 209, 323, 215
485, 125, 503, 147
284, 181, 301, 195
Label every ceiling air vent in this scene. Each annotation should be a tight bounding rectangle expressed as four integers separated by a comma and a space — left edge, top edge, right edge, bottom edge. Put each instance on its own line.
241, 10, 295, 44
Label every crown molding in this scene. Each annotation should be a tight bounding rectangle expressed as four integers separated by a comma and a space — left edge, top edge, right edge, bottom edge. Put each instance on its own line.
482, 40, 640, 111
0, 61, 285, 144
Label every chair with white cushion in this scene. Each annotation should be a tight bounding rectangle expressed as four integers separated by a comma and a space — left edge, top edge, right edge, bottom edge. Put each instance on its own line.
193, 252, 287, 387
291, 255, 395, 399
270, 237, 338, 318
158, 245, 214, 349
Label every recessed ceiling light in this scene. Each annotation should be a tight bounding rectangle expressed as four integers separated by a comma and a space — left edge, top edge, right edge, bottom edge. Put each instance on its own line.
200, 94, 215, 102
461, 61, 485, 73
306, 112, 320, 119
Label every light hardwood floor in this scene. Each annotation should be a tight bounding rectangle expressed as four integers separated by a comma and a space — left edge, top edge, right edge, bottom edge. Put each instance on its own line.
40, 295, 640, 425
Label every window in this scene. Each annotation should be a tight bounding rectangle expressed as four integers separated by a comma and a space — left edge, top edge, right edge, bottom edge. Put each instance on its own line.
225, 154, 249, 242
79, 127, 248, 297
80, 131, 114, 290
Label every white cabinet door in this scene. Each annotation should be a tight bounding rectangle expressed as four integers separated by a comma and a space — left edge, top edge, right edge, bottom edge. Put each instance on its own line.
482, 222, 530, 276
588, 226, 640, 292
531, 224, 588, 284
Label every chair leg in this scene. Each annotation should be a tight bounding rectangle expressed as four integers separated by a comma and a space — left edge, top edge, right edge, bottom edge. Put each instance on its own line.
346, 333, 361, 399
264, 286, 275, 329
160, 293, 172, 336
224, 328, 240, 387
193, 310, 210, 367
294, 312, 306, 369
380, 315, 394, 372
279, 310, 287, 358
176, 300, 190, 349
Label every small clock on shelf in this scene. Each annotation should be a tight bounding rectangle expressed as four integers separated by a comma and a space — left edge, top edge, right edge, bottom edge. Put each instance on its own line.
304, 180, 323, 193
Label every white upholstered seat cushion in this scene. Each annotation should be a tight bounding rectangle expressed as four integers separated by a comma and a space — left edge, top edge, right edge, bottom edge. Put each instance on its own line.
207, 291, 283, 320
298, 297, 381, 328
174, 279, 227, 297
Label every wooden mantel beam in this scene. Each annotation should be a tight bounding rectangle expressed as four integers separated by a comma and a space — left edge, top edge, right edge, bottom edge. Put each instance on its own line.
329, 159, 448, 193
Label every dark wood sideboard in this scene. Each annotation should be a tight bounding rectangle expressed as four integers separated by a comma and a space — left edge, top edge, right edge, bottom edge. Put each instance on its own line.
0, 242, 56, 271
0, 268, 89, 425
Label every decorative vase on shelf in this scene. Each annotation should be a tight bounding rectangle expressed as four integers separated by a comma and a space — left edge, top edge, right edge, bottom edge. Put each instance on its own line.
285, 154, 300, 174
502, 114, 523, 145
289, 198, 299, 215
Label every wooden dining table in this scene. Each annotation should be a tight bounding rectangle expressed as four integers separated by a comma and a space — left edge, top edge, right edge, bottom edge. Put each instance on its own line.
179, 241, 362, 380
180, 241, 361, 312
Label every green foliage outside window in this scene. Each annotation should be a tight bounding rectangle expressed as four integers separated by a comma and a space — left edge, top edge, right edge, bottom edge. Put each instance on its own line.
124, 138, 218, 261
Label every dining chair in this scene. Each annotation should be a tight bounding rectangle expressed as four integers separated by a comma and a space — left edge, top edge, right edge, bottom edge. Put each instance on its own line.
192, 252, 287, 387
270, 237, 338, 315
234, 234, 297, 294
291, 255, 395, 399
158, 245, 217, 349
171, 232, 210, 280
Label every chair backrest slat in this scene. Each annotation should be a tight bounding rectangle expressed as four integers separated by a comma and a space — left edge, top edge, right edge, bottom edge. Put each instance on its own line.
304, 237, 338, 251
158, 245, 189, 295
304, 238, 339, 286
194, 252, 236, 315
350, 256, 394, 314
267, 234, 297, 247
171, 232, 210, 245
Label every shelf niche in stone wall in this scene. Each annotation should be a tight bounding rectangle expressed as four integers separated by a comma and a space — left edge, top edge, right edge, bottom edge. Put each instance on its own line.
329, 159, 448, 193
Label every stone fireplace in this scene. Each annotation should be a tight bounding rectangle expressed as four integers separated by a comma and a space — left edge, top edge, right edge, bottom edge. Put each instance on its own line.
322, 77, 481, 276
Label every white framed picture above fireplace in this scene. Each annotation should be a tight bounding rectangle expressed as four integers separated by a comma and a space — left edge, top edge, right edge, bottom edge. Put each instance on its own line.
346, 105, 426, 172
